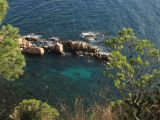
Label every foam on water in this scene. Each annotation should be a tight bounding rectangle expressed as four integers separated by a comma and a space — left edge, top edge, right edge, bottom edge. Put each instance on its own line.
80, 31, 99, 41
24, 33, 42, 39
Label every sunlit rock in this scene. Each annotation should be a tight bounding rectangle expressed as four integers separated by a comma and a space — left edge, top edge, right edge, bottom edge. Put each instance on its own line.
22, 46, 45, 55
18, 38, 32, 48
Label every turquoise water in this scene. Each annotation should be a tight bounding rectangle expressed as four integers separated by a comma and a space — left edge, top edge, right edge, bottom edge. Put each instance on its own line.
0, 54, 111, 112
63, 67, 93, 79
2, 0, 160, 112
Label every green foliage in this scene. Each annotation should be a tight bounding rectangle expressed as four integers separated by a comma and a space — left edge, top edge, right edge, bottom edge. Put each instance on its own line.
114, 86, 160, 120
0, 25, 25, 80
0, 0, 8, 23
11, 99, 60, 120
106, 28, 136, 51
105, 28, 160, 119
0, 24, 20, 40
105, 28, 160, 95
0, 0, 25, 80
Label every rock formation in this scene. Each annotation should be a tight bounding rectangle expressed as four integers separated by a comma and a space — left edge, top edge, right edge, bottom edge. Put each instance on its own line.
18, 36, 109, 61
19, 38, 44, 55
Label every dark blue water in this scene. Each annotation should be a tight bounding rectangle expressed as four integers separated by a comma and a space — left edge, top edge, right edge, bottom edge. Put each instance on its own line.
5, 0, 160, 44
2, 0, 160, 107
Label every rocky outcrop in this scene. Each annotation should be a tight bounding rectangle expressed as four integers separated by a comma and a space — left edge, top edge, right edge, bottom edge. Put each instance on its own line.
19, 36, 109, 61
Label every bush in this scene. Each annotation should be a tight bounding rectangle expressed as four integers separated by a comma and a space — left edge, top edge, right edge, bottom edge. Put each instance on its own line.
10, 99, 59, 120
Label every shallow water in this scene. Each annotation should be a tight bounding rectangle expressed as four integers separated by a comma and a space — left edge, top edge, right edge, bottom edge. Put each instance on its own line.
2, 0, 160, 108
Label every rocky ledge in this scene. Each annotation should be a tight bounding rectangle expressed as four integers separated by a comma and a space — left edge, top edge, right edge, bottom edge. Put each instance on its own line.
18, 36, 110, 62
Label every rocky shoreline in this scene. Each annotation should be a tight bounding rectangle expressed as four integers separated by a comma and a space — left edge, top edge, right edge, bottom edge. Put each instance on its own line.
19, 35, 110, 62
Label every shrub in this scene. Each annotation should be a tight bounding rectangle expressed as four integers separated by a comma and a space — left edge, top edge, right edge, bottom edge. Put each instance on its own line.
10, 99, 59, 120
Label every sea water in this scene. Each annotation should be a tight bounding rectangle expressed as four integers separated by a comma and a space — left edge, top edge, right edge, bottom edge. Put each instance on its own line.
2, 0, 160, 107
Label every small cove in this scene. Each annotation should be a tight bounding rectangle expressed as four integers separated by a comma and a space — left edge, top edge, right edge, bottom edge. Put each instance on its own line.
0, 53, 112, 108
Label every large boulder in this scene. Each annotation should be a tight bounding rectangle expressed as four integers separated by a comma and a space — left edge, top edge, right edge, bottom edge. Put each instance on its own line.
54, 42, 64, 55
64, 41, 97, 52
22, 46, 44, 55
72, 41, 87, 50
48, 42, 64, 55
19, 38, 44, 55
18, 38, 32, 49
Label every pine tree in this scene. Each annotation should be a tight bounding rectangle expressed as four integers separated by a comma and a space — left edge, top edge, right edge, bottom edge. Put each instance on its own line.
0, 0, 25, 80
0, 0, 8, 23
106, 28, 160, 119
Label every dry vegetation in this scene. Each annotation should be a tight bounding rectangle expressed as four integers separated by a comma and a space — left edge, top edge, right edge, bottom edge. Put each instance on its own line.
61, 99, 116, 120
